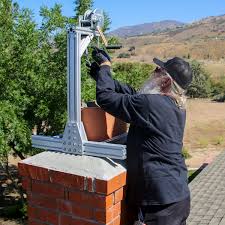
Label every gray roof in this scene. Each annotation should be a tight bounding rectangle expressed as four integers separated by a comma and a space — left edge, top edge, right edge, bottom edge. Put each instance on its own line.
187, 150, 225, 225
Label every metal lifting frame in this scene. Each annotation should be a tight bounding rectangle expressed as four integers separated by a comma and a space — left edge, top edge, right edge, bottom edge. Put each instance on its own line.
32, 18, 126, 159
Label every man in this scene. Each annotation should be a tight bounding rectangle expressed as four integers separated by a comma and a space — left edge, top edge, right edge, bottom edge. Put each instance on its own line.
90, 48, 193, 225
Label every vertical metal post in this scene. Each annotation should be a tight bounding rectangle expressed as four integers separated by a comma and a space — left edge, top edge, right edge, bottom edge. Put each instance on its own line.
67, 29, 81, 129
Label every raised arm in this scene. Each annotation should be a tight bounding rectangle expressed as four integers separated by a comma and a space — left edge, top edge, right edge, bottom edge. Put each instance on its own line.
113, 79, 137, 95
89, 61, 136, 95
96, 65, 148, 125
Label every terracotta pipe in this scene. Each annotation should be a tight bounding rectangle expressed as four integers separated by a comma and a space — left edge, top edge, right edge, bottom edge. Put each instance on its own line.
81, 107, 127, 142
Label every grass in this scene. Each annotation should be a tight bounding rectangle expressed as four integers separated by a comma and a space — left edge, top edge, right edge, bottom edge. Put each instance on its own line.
213, 136, 224, 145
182, 147, 191, 159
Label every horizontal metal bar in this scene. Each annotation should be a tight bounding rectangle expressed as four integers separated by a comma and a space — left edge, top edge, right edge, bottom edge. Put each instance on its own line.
83, 141, 126, 159
75, 27, 100, 36
32, 135, 63, 151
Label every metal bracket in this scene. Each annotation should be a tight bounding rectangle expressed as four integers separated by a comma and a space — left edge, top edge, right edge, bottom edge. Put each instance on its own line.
62, 122, 83, 154
32, 9, 127, 160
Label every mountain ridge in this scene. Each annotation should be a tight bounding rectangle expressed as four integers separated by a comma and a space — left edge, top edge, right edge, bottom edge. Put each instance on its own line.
109, 20, 186, 37
109, 14, 225, 38
113, 14, 225, 62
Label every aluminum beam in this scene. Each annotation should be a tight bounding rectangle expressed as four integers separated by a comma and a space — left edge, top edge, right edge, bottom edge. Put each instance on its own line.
32, 135, 126, 159
32, 135, 63, 151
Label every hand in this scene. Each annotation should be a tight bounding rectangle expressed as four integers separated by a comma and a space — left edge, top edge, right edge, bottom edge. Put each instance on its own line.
92, 47, 111, 66
89, 62, 100, 81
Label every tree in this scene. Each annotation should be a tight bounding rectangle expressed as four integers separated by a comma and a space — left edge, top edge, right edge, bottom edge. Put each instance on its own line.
0, 0, 36, 162
102, 11, 111, 32
74, 0, 93, 23
0, 101, 30, 173
187, 60, 212, 98
0, 2, 69, 164
113, 62, 155, 90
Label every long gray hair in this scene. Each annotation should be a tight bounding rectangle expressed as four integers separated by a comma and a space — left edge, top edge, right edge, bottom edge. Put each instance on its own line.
139, 71, 187, 109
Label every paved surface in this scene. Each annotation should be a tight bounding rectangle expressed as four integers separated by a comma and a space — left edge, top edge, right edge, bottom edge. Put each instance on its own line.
187, 150, 225, 225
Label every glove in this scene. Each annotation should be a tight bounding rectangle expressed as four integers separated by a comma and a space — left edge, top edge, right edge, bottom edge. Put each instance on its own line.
92, 47, 111, 65
89, 61, 100, 81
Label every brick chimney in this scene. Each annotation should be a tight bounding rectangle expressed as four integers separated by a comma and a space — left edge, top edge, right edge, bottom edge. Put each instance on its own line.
18, 151, 132, 225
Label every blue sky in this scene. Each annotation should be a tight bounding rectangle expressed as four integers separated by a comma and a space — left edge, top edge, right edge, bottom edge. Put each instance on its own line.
17, 0, 225, 31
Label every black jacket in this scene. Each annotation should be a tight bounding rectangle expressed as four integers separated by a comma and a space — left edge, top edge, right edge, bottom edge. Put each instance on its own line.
96, 65, 190, 206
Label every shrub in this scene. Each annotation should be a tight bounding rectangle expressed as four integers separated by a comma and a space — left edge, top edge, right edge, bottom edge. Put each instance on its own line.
117, 53, 131, 58
213, 136, 224, 145
128, 46, 135, 51
112, 62, 155, 90
188, 62, 211, 97
187, 60, 212, 98
211, 75, 225, 102
81, 62, 155, 102
182, 147, 191, 159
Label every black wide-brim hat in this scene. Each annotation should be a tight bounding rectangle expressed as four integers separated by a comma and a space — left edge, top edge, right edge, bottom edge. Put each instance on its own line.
153, 57, 193, 90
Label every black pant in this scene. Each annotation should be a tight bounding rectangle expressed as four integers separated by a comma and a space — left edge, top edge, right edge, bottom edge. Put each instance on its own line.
139, 197, 190, 225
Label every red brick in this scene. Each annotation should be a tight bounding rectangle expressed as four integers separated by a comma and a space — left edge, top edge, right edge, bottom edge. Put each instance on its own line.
72, 205, 93, 220
113, 202, 121, 218
94, 208, 113, 224
68, 190, 113, 209
87, 177, 94, 192
60, 214, 77, 225
57, 199, 72, 214
107, 172, 126, 194
22, 177, 31, 191
32, 181, 64, 199
114, 187, 124, 204
39, 209, 58, 224
29, 193, 57, 209
27, 165, 49, 181
28, 219, 46, 225
96, 172, 126, 195
18, 163, 50, 182
59, 214, 99, 225
94, 202, 121, 224
95, 179, 107, 194
18, 162, 29, 177
28, 205, 58, 224
109, 216, 121, 225
28, 205, 36, 219
50, 170, 84, 190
